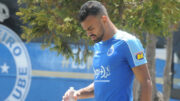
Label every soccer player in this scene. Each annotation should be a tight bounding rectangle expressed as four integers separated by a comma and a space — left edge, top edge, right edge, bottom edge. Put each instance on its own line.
62, 1, 152, 101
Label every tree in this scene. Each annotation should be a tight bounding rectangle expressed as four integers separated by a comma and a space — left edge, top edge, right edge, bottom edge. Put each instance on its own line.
163, 34, 173, 101
120, 0, 180, 101
17, 0, 93, 63
17, 0, 180, 101
162, 1, 180, 100
163, 24, 179, 101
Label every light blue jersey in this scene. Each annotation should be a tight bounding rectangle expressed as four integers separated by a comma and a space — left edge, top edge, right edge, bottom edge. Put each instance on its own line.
93, 30, 147, 101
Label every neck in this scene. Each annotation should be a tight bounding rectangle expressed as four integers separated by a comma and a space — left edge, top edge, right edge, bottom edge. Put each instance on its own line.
102, 21, 118, 41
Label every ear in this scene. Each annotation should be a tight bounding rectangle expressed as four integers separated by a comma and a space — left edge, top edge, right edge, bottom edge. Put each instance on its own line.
101, 15, 108, 23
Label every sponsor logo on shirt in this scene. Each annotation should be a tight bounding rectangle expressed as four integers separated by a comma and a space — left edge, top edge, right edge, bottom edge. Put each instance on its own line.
136, 52, 144, 60
94, 66, 110, 82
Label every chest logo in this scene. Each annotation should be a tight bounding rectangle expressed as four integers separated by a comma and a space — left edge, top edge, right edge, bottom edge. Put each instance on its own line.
107, 45, 114, 56
94, 66, 110, 79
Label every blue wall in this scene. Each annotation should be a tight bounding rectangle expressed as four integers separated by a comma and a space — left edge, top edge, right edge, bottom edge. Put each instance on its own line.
0, 42, 180, 101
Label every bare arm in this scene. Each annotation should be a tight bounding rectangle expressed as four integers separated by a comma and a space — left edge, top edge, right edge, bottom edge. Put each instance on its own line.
76, 82, 94, 99
132, 64, 152, 101
62, 82, 94, 101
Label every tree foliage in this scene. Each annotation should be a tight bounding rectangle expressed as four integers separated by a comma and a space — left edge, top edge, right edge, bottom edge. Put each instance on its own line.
17, 0, 90, 63
112, 0, 180, 38
17, 0, 180, 61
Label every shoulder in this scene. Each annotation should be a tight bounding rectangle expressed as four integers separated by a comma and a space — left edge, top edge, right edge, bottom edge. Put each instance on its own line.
115, 30, 138, 42
115, 30, 142, 48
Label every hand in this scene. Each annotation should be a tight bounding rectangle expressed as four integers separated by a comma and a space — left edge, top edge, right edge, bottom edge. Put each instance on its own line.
62, 89, 80, 101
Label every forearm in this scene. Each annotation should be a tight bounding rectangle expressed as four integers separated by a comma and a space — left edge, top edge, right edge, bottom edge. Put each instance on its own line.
76, 83, 94, 99
140, 80, 152, 101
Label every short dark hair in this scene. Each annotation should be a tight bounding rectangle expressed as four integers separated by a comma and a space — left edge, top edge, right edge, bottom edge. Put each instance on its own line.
78, 1, 108, 22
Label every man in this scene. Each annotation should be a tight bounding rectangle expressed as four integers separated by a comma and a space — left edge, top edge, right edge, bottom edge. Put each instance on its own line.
63, 1, 152, 101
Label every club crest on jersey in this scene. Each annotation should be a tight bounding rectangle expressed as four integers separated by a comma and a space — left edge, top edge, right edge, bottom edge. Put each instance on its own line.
0, 24, 32, 101
107, 45, 114, 56
136, 52, 144, 60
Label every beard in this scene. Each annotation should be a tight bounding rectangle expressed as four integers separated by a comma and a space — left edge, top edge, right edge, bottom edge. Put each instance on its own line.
93, 33, 104, 43
93, 24, 105, 43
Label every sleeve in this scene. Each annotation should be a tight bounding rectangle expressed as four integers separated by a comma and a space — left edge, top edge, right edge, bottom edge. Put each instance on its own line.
123, 38, 147, 68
